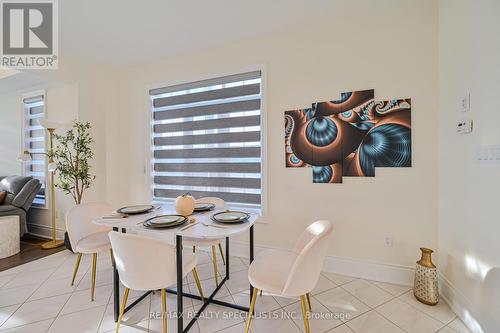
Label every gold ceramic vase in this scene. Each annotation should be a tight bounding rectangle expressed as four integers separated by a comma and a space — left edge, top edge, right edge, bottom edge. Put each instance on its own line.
413, 248, 439, 305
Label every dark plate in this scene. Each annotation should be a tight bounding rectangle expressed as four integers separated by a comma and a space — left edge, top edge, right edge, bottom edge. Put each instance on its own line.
194, 203, 216, 212
117, 205, 154, 215
143, 215, 187, 229
210, 216, 248, 225
211, 211, 250, 223
146, 215, 185, 225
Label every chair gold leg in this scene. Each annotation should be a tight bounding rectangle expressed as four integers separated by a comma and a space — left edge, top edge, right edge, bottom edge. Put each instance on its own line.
244, 287, 258, 333
116, 287, 129, 333
306, 292, 312, 311
260, 290, 263, 296
71, 253, 82, 286
211, 246, 219, 285
161, 288, 167, 333
300, 295, 311, 333
218, 243, 226, 265
192, 268, 205, 302
91, 253, 97, 301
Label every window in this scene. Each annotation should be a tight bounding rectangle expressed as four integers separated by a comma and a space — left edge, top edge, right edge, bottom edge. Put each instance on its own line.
23, 94, 46, 207
149, 71, 262, 208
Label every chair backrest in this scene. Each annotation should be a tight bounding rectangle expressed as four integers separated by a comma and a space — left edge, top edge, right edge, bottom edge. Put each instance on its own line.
65, 202, 113, 250
196, 197, 225, 208
282, 220, 333, 296
108, 232, 178, 290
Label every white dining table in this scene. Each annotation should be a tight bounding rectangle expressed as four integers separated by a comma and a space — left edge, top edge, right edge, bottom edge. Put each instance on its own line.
93, 204, 258, 333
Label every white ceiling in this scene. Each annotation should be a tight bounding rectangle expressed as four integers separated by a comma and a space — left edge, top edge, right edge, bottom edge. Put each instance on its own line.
0, 0, 388, 88
0, 71, 49, 94
59, 0, 358, 67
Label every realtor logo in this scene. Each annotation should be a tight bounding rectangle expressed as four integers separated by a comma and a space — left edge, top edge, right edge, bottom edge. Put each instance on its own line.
1, 0, 58, 69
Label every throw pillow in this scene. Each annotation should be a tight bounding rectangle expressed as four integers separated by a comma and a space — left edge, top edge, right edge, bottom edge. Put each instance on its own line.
0, 191, 6, 205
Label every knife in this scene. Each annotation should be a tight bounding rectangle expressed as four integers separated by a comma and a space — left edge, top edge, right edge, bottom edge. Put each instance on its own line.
180, 222, 198, 231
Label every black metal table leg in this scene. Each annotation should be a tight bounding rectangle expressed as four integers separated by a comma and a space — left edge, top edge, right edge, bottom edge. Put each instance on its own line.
226, 237, 230, 279
112, 227, 127, 322
249, 225, 254, 312
176, 235, 183, 333
113, 224, 255, 332
112, 227, 120, 322
124, 290, 151, 313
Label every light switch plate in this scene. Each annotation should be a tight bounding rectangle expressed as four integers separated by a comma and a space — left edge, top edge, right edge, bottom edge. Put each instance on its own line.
461, 93, 470, 112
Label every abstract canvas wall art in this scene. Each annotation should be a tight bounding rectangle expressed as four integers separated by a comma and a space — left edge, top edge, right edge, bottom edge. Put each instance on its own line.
284, 89, 411, 183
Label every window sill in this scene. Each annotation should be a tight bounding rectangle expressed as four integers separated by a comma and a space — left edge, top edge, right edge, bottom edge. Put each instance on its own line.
31, 205, 48, 210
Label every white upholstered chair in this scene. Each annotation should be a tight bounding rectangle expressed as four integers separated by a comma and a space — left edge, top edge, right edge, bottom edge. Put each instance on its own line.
183, 197, 226, 285
66, 202, 114, 301
245, 220, 333, 333
108, 232, 204, 333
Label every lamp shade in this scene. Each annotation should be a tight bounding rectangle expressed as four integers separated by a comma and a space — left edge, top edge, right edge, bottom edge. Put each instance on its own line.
17, 150, 32, 162
47, 161, 57, 173
38, 119, 62, 130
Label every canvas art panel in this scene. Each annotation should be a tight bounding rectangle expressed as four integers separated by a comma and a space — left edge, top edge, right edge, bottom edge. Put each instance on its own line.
284, 89, 411, 183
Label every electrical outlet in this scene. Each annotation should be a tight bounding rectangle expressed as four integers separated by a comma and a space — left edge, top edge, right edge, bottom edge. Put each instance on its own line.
384, 235, 394, 248
457, 119, 473, 134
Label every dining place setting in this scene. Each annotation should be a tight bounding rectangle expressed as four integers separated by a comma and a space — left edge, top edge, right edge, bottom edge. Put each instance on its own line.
138, 204, 251, 231
91, 194, 259, 333
99, 199, 253, 232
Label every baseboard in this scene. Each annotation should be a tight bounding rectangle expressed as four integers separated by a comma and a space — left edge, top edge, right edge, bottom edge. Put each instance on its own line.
228, 240, 414, 286
439, 273, 485, 333
322, 255, 414, 286
27, 223, 65, 240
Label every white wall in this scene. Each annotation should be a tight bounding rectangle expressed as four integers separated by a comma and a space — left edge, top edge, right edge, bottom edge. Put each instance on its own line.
0, 81, 79, 236
0, 92, 22, 176
26, 58, 118, 215
0, 58, 117, 237
28, 70, 117, 237
27, 82, 80, 237
107, 0, 439, 275
438, 0, 500, 332
0, 79, 78, 236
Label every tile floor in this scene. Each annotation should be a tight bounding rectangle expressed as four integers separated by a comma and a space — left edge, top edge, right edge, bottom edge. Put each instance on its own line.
0, 250, 471, 333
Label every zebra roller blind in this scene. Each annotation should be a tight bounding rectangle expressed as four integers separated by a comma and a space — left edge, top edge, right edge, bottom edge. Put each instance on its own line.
23, 94, 46, 207
150, 71, 262, 206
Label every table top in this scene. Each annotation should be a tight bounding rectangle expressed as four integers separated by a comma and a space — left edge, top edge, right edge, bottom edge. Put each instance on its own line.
93, 204, 258, 240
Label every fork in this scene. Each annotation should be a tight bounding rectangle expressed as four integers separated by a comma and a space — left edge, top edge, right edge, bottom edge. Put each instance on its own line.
180, 222, 199, 231
202, 222, 230, 229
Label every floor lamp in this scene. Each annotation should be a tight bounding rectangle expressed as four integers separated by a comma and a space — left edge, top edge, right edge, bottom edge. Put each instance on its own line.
19, 119, 64, 249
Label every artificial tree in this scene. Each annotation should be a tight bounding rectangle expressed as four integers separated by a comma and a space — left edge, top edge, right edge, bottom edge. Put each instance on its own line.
54, 121, 95, 251
54, 121, 95, 205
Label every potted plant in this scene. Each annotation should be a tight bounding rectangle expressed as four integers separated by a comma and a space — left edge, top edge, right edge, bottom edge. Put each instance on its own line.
54, 121, 95, 251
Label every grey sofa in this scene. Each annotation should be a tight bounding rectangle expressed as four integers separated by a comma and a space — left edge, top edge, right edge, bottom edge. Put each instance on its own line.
0, 176, 41, 236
